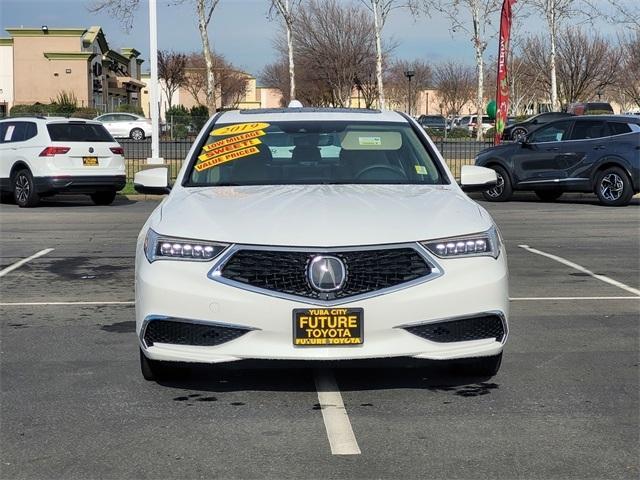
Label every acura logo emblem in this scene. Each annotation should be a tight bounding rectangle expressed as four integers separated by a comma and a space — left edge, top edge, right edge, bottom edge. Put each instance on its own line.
307, 255, 346, 292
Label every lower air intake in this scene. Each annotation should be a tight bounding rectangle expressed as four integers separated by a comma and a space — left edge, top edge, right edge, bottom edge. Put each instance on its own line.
143, 319, 249, 347
403, 314, 505, 343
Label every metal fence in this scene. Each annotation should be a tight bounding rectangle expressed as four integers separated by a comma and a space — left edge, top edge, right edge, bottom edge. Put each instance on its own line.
121, 137, 495, 183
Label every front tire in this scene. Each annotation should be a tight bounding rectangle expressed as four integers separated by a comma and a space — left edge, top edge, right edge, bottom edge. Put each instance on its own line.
452, 353, 503, 378
140, 348, 180, 381
130, 128, 145, 140
595, 167, 634, 206
13, 169, 40, 208
482, 165, 513, 202
535, 189, 563, 202
90, 191, 117, 206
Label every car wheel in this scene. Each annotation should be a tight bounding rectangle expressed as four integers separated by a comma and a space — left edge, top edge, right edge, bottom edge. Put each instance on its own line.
130, 128, 145, 140
595, 167, 634, 206
139, 348, 180, 381
90, 191, 117, 206
534, 190, 563, 202
511, 127, 527, 141
13, 169, 40, 208
481, 166, 513, 202
452, 352, 503, 378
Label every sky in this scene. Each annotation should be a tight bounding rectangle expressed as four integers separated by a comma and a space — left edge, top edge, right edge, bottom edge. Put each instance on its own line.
0, 0, 629, 79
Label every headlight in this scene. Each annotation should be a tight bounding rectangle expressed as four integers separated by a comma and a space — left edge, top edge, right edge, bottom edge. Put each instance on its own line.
144, 229, 228, 262
422, 226, 501, 259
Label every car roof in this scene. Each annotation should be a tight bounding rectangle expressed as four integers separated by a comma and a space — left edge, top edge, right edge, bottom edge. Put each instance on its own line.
218, 108, 407, 124
1, 116, 103, 124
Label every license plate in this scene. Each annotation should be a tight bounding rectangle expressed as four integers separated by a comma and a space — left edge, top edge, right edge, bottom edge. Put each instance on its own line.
83, 156, 98, 166
293, 308, 363, 346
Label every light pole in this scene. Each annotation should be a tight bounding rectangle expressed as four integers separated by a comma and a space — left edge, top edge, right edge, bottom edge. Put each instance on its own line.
404, 70, 415, 116
354, 75, 362, 109
147, 0, 163, 164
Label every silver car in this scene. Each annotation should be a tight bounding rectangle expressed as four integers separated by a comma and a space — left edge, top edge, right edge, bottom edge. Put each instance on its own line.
94, 113, 152, 140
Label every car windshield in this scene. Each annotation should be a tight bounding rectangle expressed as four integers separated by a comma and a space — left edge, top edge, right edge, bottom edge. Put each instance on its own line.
185, 120, 446, 186
47, 123, 114, 142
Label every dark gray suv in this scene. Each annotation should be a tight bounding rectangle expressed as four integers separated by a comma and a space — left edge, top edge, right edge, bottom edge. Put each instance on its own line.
475, 115, 640, 206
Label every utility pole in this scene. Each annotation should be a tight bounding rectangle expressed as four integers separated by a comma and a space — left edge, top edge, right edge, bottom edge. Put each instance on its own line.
405, 70, 415, 116
147, 0, 163, 164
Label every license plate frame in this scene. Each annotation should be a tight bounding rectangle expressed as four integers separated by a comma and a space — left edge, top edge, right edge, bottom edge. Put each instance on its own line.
83, 156, 98, 166
292, 308, 363, 347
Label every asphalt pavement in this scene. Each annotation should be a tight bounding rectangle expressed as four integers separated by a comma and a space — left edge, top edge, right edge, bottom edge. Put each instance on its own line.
1, 193, 638, 480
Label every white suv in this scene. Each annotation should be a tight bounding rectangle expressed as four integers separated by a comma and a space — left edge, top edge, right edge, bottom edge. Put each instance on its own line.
94, 113, 152, 140
0, 117, 126, 207
134, 108, 508, 381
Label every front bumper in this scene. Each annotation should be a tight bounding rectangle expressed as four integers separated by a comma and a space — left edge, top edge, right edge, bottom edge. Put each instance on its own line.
34, 175, 126, 195
135, 245, 509, 364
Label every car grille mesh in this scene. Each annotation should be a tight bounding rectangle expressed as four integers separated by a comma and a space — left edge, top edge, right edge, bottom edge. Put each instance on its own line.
143, 320, 249, 347
219, 248, 431, 300
403, 315, 505, 343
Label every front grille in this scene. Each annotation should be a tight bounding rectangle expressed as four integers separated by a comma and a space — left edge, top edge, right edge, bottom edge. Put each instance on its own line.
143, 319, 249, 347
403, 315, 505, 343
219, 247, 431, 300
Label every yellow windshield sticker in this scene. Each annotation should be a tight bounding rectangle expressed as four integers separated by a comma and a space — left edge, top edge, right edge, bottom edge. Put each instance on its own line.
358, 136, 382, 146
198, 138, 261, 161
415, 165, 428, 175
195, 146, 260, 172
203, 130, 266, 152
210, 122, 270, 136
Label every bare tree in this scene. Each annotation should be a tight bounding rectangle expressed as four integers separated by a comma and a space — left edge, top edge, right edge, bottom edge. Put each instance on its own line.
384, 59, 432, 114
158, 50, 187, 111
433, 61, 475, 116
617, 30, 640, 109
525, 0, 593, 112
89, 0, 221, 114
261, 60, 290, 106
583, 0, 640, 30
293, 0, 378, 107
423, 0, 501, 139
360, 1, 417, 109
522, 29, 620, 107
269, 0, 300, 101
183, 52, 249, 109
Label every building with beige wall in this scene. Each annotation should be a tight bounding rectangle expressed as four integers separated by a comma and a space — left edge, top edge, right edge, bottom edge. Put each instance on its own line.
140, 70, 283, 119
1, 26, 144, 114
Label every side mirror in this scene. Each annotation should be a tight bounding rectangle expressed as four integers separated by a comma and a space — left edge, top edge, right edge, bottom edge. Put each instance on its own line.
134, 167, 171, 195
459, 165, 497, 192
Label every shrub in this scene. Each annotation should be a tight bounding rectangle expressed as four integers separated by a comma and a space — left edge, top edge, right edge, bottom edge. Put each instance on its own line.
447, 128, 472, 138
10, 103, 52, 116
72, 107, 100, 119
190, 105, 209, 131
116, 103, 144, 115
49, 91, 78, 116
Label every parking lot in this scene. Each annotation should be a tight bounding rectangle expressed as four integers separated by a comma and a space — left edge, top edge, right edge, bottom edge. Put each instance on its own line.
1, 194, 638, 480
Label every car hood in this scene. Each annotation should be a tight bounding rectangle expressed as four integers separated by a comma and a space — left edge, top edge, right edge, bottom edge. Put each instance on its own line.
156, 184, 491, 247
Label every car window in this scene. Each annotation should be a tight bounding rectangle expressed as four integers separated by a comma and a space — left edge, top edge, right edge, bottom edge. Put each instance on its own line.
529, 120, 573, 143
570, 120, 608, 140
186, 120, 446, 186
123, 114, 138, 121
46, 122, 115, 142
99, 114, 114, 122
2, 122, 33, 143
609, 122, 632, 135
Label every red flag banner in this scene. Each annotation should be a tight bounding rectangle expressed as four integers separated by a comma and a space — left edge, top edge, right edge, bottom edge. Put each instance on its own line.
495, 0, 517, 145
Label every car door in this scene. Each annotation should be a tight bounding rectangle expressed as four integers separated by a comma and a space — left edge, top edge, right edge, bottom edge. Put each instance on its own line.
563, 119, 611, 180
0, 122, 15, 183
98, 114, 119, 137
511, 119, 574, 185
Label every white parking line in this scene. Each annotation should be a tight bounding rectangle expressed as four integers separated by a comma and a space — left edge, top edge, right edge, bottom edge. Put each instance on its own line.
510, 296, 640, 301
0, 248, 54, 278
0, 301, 134, 306
519, 245, 640, 297
314, 369, 361, 455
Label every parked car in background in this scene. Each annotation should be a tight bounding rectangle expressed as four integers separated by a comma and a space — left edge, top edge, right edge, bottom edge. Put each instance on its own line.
465, 115, 493, 134
502, 112, 574, 141
0, 117, 125, 207
95, 113, 152, 140
568, 102, 614, 116
417, 115, 447, 134
475, 115, 640, 206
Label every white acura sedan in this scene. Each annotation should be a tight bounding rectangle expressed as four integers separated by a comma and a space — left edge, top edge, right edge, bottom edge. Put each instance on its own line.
134, 108, 508, 381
